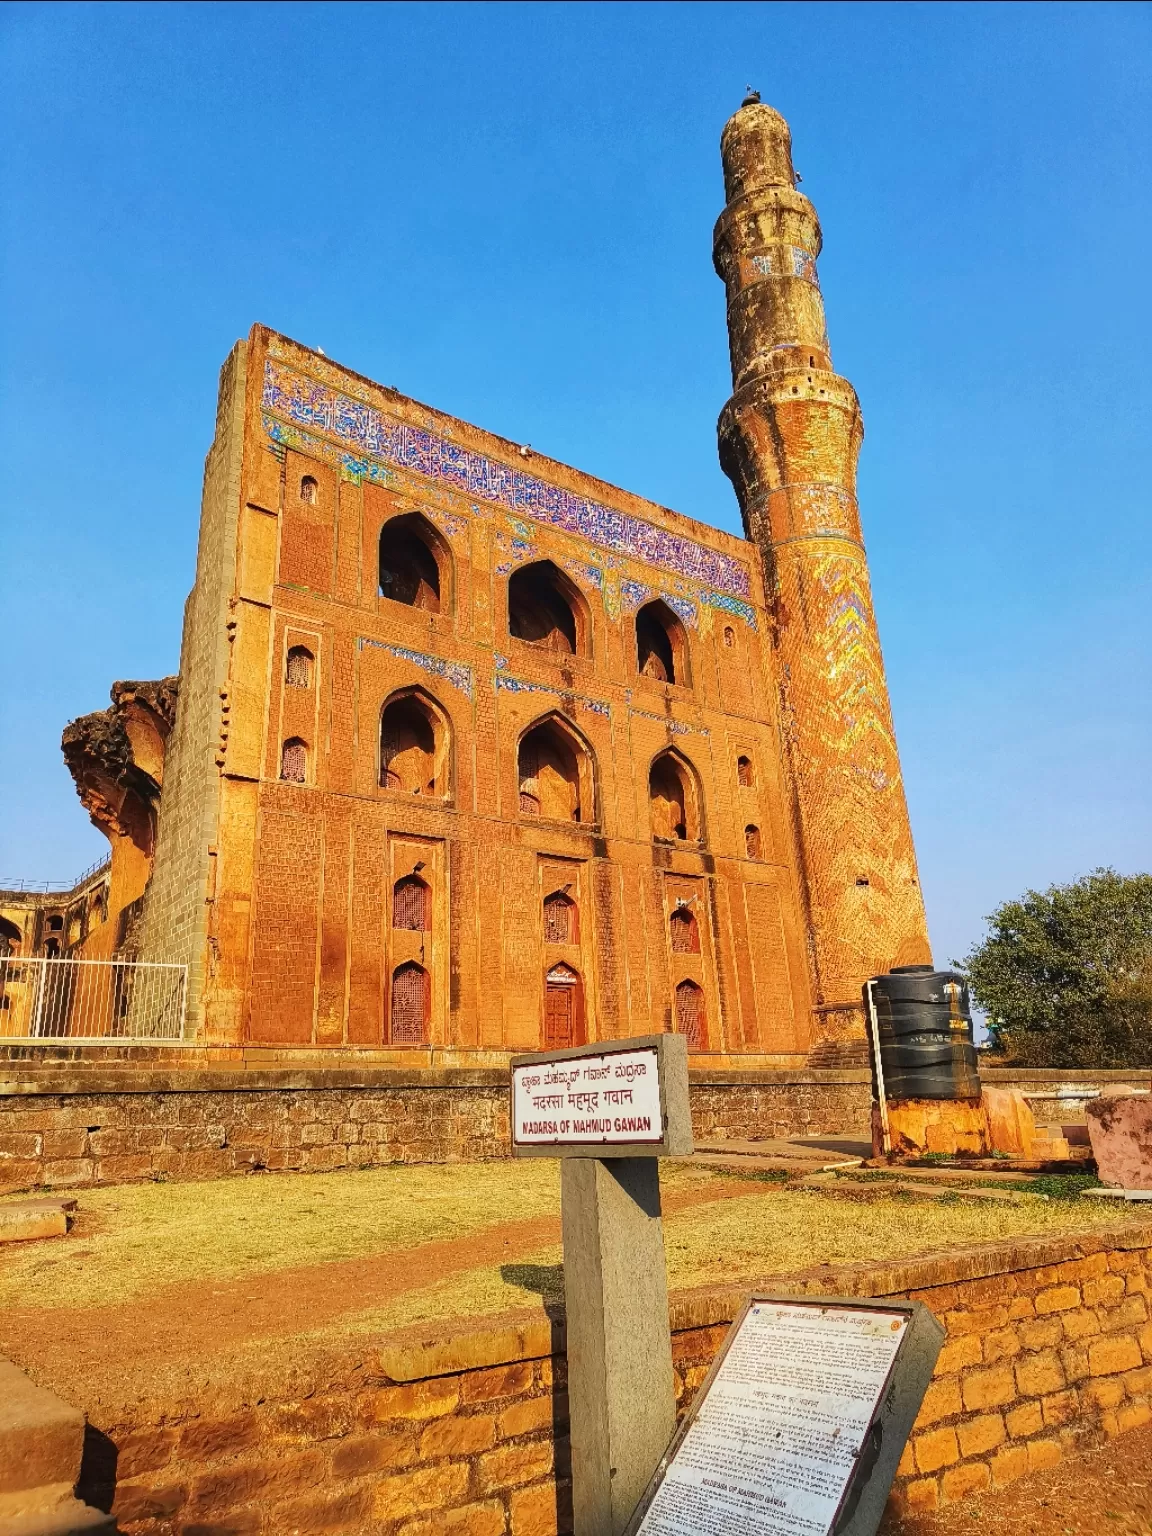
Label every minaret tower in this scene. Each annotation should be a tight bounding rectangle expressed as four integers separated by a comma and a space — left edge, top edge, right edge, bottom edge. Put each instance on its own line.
713, 95, 931, 1044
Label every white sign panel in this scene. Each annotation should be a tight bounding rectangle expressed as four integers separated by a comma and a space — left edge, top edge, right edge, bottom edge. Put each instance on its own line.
634, 1302, 908, 1536
512, 1045, 664, 1147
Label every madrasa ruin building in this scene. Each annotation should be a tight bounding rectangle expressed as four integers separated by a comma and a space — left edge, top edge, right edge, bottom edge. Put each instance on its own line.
1, 99, 932, 1171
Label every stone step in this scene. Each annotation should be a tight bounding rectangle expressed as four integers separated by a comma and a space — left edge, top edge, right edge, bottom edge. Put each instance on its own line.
0, 1202, 75, 1245
0, 1361, 112, 1536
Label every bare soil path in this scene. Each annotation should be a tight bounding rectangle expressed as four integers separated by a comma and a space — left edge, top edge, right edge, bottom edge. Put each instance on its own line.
881, 1423, 1152, 1536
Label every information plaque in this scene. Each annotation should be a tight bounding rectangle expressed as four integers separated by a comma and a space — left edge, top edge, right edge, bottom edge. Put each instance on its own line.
624, 1295, 944, 1536
510, 1034, 693, 1159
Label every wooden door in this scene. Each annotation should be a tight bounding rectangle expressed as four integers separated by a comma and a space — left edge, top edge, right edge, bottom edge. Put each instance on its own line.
390, 963, 428, 1044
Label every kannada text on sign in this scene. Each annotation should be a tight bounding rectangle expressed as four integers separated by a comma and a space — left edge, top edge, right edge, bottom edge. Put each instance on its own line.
635, 1301, 908, 1536
512, 1046, 664, 1147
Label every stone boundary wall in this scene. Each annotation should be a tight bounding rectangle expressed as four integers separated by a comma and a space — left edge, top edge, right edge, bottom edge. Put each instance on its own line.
77, 1224, 1152, 1534
0, 1070, 871, 1193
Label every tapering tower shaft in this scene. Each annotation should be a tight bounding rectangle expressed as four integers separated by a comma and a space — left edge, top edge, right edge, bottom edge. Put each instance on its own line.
714, 100, 930, 1036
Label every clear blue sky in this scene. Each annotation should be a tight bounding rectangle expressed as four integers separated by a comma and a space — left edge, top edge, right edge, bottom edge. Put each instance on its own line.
1, 1, 1149, 972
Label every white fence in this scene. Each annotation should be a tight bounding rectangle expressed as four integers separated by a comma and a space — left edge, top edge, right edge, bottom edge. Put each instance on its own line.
0, 957, 188, 1043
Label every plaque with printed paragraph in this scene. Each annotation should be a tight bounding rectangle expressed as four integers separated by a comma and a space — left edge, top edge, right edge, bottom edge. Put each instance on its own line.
624, 1295, 944, 1536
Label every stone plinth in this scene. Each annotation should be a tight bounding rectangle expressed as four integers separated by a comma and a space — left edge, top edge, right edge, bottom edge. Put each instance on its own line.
880, 1098, 989, 1158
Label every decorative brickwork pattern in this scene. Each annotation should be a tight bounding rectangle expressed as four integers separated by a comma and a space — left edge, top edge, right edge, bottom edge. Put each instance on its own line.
714, 100, 931, 1019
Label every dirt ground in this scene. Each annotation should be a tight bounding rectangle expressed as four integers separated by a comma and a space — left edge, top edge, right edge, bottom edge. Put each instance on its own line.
0, 1158, 1141, 1417
881, 1423, 1152, 1535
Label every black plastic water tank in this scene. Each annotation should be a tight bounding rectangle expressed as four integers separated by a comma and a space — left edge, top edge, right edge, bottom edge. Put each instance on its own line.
864, 964, 981, 1101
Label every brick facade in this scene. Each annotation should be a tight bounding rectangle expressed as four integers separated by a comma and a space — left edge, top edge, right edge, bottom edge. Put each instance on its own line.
84, 1225, 1152, 1534
124, 98, 928, 1067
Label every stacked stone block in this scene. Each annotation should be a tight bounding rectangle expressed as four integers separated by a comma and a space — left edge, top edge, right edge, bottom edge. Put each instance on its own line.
75, 1228, 1152, 1534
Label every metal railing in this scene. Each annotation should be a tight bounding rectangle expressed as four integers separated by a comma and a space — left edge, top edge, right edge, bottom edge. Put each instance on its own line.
0, 957, 188, 1043
0, 857, 112, 896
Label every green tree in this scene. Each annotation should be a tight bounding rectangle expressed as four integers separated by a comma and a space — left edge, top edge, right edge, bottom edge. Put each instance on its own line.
960, 869, 1152, 1068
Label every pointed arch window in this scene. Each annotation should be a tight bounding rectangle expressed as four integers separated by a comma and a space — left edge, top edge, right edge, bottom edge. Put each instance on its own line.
675, 979, 707, 1050
636, 600, 688, 685
389, 962, 429, 1044
518, 717, 595, 824
649, 751, 701, 843
280, 738, 307, 783
379, 513, 445, 612
543, 891, 577, 944
544, 964, 583, 1049
669, 906, 700, 954
744, 825, 762, 860
508, 561, 587, 655
286, 646, 314, 689
393, 875, 431, 932
300, 475, 318, 505
737, 754, 754, 787
380, 691, 449, 796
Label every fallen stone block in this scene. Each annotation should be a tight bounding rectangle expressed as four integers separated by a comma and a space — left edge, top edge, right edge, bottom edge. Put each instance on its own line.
0, 1202, 75, 1246
1086, 1094, 1152, 1190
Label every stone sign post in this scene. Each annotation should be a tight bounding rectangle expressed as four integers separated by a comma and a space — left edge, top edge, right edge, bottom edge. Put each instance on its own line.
510, 1034, 693, 1536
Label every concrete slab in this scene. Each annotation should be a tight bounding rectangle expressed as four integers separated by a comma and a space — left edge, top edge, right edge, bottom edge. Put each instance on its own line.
0, 1203, 75, 1246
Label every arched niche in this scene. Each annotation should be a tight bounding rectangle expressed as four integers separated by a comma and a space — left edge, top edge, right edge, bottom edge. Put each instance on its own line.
744, 824, 762, 860
389, 961, 429, 1044
380, 688, 451, 798
378, 512, 449, 613
675, 979, 707, 1049
544, 962, 584, 1049
280, 737, 308, 783
649, 749, 703, 843
517, 714, 596, 824
508, 560, 589, 656
0, 917, 21, 957
636, 600, 689, 685
669, 905, 700, 954
393, 874, 431, 931
286, 646, 314, 689
543, 889, 578, 944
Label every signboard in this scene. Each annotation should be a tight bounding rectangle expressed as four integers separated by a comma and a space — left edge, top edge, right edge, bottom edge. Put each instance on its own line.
624, 1295, 944, 1536
510, 1034, 693, 1160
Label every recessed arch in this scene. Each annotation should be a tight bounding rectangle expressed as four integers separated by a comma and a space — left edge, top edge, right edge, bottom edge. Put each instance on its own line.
508, 560, 589, 656
669, 905, 700, 954
744, 824, 762, 860
378, 512, 449, 613
0, 916, 21, 957
286, 645, 314, 689
299, 475, 318, 505
393, 874, 431, 931
649, 749, 703, 843
675, 979, 707, 1049
636, 600, 688, 686
517, 713, 597, 824
280, 737, 308, 783
389, 961, 429, 1044
544, 962, 584, 1049
543, 889, 578, 944
737, 754, 754, 787
380, 687, 452, 798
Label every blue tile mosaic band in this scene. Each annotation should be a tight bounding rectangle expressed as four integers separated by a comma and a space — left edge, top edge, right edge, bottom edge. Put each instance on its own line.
627, 706, 707, 737
699, 590, 757, 628
263, 360, 751, 599
619, 579, 654, 614
495, 673, 611, 718
358, 638, 474, 698
749, 247, 819, 285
